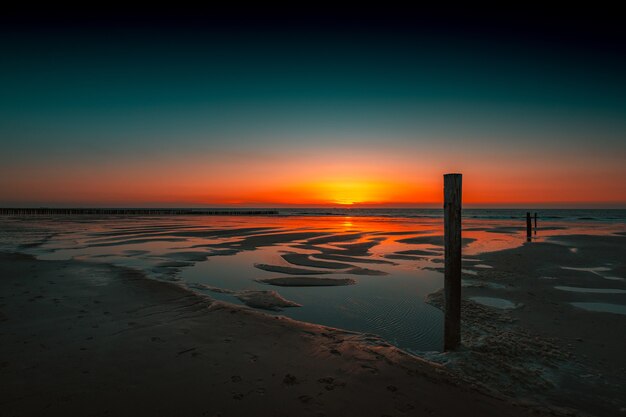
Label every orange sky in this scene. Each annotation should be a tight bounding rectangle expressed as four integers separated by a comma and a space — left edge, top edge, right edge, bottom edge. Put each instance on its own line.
2, 145, 624, 207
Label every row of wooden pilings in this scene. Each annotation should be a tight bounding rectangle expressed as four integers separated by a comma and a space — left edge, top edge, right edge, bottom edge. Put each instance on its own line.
0, 208, 279, 216
526, 211, 538, 241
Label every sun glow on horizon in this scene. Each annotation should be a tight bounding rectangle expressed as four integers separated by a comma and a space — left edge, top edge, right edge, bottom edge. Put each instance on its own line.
1, 147, 624, 208
276, 179, 430, 207
321, 181, 380, 205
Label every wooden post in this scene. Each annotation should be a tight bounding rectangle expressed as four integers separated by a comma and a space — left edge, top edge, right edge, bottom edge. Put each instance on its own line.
444, 173, 462, 351
534, 212, 537, 232
526, 212, 532, 241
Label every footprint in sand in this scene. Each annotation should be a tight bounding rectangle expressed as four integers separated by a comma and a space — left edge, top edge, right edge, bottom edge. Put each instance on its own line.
361, 364, 379, 374
318, 377, 346, 391
283, 374, 299, 385
298, 395, 313, 403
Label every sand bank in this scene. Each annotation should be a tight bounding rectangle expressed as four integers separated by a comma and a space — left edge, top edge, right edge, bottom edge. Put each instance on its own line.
187, 283, 302, 311
0, 252, 555, 417
257, 276, 356, 287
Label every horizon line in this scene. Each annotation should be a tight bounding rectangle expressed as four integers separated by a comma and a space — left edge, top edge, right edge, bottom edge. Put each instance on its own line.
1, 205, 625, 210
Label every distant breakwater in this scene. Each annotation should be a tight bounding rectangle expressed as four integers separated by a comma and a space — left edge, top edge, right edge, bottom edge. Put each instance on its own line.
0, 208, 279, 216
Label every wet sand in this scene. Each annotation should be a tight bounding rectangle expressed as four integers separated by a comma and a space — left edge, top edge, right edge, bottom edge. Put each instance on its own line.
1, 215, 625, 416
428, 234, 626, 417
257, 276, 357, 287
0, 252, 553, 417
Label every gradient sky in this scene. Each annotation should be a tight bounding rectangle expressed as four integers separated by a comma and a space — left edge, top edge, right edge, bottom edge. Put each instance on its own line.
1, 11, 625, 207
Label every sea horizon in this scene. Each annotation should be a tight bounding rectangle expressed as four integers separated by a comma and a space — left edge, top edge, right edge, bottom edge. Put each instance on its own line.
2, 207, 626, 221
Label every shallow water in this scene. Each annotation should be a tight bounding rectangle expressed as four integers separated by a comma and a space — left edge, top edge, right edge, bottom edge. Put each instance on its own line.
463, 279, 506, 289
1, 213, 624, 352
560, 266, 625, 281
571, 302, 626, 315
555, 286, 626, 294
469, 296, 518, 309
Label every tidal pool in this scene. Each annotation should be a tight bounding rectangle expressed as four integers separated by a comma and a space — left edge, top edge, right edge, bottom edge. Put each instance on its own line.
469, 296, 518, 309
571, 302, 626, 315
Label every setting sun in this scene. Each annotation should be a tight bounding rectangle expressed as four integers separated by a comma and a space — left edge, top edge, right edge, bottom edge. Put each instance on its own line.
272, 179, 429, 207
317, 181, 381, 205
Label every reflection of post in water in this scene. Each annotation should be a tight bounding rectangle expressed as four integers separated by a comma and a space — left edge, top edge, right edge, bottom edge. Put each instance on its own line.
526, 212, 532, 242
534, 212, 538, 235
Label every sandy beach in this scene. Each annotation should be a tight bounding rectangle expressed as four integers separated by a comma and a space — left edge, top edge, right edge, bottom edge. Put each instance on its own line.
1, 214, 625, 416
0, 252, 554, 417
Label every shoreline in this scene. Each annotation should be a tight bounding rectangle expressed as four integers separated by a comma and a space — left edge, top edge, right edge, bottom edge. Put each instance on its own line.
0, 251, 561, 417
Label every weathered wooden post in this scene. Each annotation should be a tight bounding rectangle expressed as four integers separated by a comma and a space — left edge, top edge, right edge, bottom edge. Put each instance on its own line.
444, 173, 462, 351
526, 212, 532, 241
